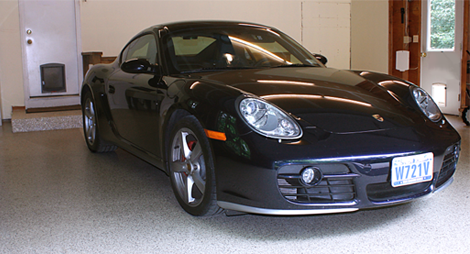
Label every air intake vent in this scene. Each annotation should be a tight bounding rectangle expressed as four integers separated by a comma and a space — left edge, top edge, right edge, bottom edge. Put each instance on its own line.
277, 164, 357, 204
436, 144, 460, 188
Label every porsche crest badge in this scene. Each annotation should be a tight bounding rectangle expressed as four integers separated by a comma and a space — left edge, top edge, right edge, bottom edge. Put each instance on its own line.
372, 114, 384, 122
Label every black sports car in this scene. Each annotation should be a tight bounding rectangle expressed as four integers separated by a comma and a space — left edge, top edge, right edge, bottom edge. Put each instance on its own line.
81, 21, 461, 216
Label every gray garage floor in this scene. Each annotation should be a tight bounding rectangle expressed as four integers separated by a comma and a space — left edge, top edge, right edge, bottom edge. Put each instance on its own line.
0, 115, 469, 254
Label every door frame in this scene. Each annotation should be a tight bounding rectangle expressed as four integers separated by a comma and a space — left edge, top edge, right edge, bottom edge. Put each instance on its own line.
421, 0, 463, 115
18, 0, 83, 110
460, 0, 469, 111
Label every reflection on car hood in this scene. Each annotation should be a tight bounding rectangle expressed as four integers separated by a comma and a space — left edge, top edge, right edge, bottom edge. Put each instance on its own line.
196, 67, 415, 133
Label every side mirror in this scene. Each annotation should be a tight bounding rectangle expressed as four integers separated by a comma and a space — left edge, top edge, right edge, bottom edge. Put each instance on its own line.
121, 58, 160, 74
314, 54, 328, 65
148, 76, 167, 89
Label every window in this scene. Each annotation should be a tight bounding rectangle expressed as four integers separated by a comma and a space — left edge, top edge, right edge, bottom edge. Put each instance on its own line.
427, 0, 455, 51
122, 34, 157, 64
164, 26, 320, 73
233, 40, 302, 64
172, 36, 216, 56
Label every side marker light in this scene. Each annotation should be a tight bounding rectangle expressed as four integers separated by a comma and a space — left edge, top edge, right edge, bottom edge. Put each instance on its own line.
204, 129, 227, 141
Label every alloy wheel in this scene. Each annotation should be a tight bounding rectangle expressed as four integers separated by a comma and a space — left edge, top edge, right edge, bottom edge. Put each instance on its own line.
170, 128, 206, 207
84, 98, 96, 145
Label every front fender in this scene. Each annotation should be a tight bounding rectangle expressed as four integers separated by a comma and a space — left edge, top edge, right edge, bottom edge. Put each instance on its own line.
81, 63, 118, 144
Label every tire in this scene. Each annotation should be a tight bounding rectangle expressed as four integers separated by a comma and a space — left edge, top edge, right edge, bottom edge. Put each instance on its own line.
168, 115, 221, 216
81, 91, 117, 153
463, 107, 470, 126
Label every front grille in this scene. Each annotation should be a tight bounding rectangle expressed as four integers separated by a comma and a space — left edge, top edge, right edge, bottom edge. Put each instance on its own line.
436, 144, 459, 188
277, 164, 357, 204
366, 181, 431, 202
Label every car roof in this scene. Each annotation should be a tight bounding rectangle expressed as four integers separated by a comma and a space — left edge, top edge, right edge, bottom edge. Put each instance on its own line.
143, 20, 274, 34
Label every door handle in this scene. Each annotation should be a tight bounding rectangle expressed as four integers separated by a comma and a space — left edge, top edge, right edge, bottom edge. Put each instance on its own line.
108, 85, 115, 94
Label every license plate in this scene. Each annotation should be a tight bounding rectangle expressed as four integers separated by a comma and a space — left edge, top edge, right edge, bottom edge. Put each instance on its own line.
391, 152, 434, 187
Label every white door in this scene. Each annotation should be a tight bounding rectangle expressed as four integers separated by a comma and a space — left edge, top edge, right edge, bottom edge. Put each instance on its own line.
19, 0, 82, 109
421, 0, 463, 115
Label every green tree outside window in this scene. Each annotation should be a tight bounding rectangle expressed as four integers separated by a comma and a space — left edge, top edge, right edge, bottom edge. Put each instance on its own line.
430, 0, 455, 50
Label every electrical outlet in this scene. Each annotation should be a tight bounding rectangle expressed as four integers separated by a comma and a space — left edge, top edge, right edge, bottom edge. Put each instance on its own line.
404, 36, 411, 44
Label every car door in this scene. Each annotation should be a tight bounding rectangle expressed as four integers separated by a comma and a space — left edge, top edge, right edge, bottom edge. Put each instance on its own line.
107, 33, 165, 156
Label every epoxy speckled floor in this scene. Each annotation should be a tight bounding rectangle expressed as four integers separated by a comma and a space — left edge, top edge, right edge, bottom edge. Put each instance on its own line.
0, 116, 469, 254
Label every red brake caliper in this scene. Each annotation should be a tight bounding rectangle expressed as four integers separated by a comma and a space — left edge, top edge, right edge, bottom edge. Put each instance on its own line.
182, 140, 197, 176
188, 140, 197, 151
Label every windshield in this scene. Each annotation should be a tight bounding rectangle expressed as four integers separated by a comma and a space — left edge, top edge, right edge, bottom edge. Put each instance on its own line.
163, 25, 321, 73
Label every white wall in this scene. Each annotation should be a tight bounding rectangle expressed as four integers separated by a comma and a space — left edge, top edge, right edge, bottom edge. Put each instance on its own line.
80, 0, 301, 56
303, 0, 351, 69
0, 0, 25, 120
350, 0, 389, 73
80, 0, 351, 69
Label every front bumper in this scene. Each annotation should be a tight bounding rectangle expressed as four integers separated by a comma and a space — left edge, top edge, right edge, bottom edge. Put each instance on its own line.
214, 142, 460, 215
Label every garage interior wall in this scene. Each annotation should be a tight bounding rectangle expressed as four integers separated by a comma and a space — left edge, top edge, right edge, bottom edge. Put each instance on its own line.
350, 0, 389, 73
80, 0, 352, 69
0, 0, 388, 120
0, 0, 25, 121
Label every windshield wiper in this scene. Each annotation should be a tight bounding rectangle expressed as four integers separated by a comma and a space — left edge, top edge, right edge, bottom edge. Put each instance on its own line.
202, 66, 255, 70
274, 64, 318, 68
181, 66, 255, 73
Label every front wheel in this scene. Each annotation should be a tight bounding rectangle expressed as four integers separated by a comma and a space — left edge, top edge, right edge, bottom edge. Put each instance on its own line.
81, 90, 117, 153
168, 116, 221, 216
462, 107, 470, 126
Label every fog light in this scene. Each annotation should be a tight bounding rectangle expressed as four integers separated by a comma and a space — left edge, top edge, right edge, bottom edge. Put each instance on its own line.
300, 167, 322, 186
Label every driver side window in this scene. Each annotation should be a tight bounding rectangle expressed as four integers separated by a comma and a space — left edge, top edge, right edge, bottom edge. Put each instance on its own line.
122, 34, 157, 64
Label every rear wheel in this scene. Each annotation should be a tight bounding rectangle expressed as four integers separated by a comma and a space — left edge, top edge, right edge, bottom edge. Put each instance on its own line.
82, 91, 117, 153
463, 107, 470, 126
168, 116, 221, 216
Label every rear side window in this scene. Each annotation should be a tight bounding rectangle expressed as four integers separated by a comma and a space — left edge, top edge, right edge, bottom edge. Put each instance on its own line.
122, 34, 157, 64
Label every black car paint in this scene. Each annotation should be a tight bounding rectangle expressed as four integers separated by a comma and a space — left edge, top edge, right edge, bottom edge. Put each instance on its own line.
82, 21, 460, 214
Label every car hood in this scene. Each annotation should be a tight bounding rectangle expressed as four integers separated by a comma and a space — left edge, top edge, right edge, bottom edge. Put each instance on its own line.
195, 67, 415, 133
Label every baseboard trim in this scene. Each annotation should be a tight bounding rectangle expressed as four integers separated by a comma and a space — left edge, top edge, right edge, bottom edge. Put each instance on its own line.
25, 105, 81, 114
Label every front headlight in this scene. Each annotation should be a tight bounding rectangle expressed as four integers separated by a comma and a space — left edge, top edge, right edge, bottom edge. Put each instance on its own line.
411, 86, 442, 122
239, 97, 302, 139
